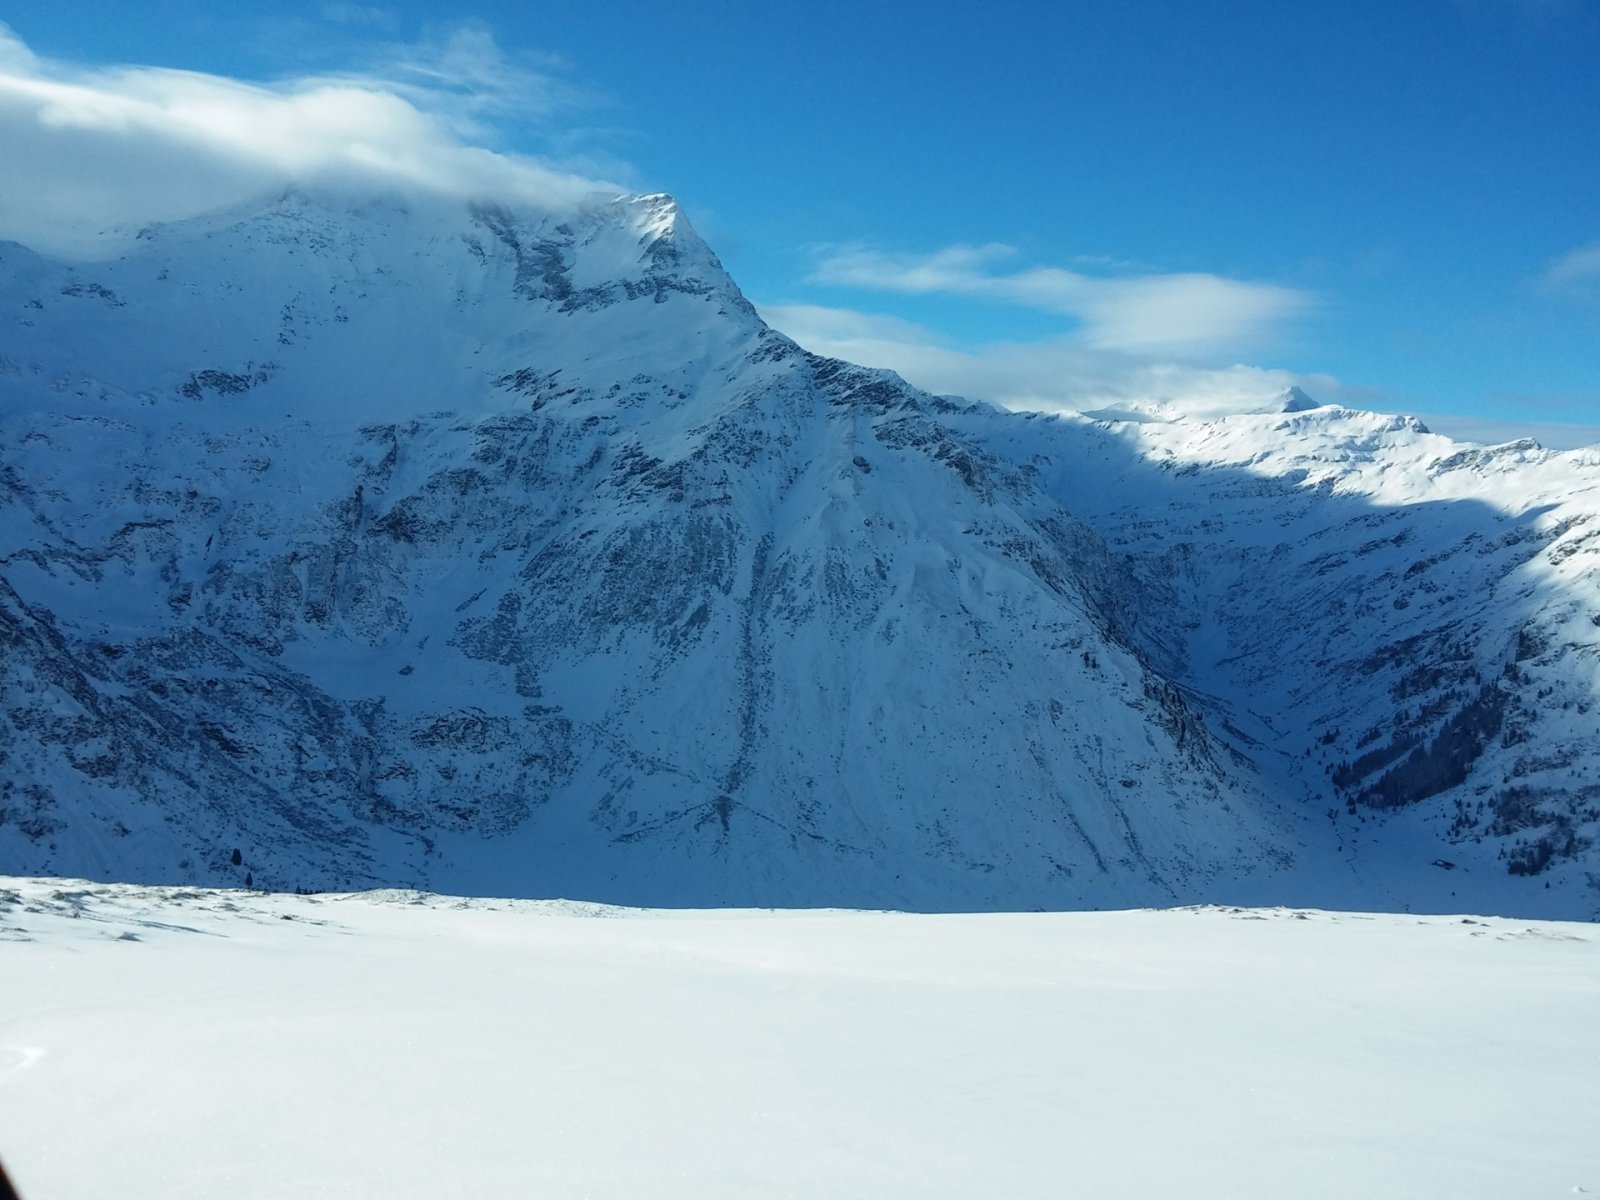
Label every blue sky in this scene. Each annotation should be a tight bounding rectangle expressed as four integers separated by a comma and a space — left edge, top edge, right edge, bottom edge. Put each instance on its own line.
3, 1, 1597, 441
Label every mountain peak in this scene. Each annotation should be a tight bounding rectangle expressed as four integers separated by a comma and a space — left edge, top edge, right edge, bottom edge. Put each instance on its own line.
1075, 383, 1329, 426
1278, 385, 1322, 412
626, 191, 687, 231
5, 184, 763, 426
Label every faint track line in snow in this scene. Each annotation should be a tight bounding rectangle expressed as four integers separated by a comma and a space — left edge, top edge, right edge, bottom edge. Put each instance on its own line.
0, 1046, 45, 1084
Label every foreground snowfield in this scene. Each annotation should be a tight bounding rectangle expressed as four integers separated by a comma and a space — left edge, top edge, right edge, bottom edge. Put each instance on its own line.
2, 879, 1596, 1199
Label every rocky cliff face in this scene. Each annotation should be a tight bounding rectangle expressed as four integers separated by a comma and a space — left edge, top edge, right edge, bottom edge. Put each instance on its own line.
2, 188, 1597, 915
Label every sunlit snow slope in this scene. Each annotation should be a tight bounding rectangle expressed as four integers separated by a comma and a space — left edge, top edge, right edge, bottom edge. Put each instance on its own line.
2, 879, 1597, 1200
1, 189, 1597, 915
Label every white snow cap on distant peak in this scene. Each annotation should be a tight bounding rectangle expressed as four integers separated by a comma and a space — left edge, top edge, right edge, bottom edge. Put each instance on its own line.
630, 192, 684, 230
1078, 384, 1332, 425
1278, 385, 1322, 412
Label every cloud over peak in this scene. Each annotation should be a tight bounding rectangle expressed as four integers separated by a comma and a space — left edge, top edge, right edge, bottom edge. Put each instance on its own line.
0, 22, 620, 257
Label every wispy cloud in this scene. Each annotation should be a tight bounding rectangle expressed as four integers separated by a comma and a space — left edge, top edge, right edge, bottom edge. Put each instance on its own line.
321, 4, 397, 31
809, 243, 1314, 357
333, 21, 593, 140
1541, 240, 1600, 296
758, 300, 1344, 418
0, 22, 621, 257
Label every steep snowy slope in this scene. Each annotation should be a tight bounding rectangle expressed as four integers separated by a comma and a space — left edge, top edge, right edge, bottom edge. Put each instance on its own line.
0, 189, 1306, 910
3, 188, 1597, 916
954, 399, 1600, 913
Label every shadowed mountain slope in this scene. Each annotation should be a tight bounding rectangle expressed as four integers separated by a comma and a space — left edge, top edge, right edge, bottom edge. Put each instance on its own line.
2, 189, 1596, 915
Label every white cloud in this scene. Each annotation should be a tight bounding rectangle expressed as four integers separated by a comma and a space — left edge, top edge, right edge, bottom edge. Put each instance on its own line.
0, 22, 620, 257
810, 243, 1313, 357
758, 300, 1341, 417
755, 303, 938, 348
1541, 240, 1600, 295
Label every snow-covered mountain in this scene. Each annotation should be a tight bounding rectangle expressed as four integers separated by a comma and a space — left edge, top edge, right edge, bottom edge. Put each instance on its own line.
2, 188, 1597, 916
955, 401, 1600, 907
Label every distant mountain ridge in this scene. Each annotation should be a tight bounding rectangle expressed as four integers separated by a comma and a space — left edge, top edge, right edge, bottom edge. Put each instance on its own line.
2, 188, 1596, 917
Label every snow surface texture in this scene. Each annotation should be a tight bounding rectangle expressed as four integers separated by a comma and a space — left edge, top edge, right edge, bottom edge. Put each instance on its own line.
1, 878, 1597, 1200
1, 187, 1598, 915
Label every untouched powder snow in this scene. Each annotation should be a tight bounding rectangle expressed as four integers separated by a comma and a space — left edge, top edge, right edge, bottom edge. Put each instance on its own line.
2, 878, 1597, 1200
